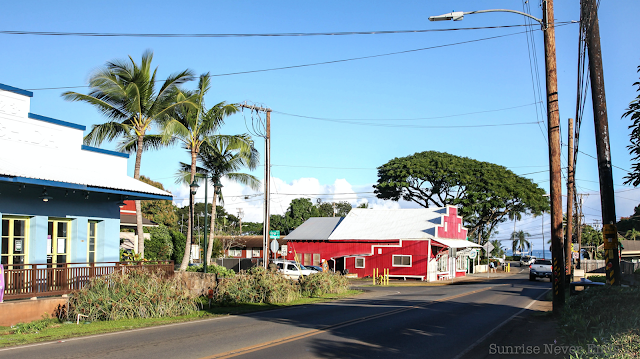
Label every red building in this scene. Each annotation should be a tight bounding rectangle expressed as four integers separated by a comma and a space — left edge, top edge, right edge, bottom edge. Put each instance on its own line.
285, 206, 482, 281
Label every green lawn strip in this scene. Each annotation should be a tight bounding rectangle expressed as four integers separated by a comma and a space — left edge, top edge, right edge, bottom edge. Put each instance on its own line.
559, 286, 640, 358
0, 289, 362, 348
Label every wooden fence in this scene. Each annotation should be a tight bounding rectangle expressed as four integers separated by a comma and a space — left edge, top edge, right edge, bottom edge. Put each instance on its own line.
621, 261, 640, 275
579, 259, 606, 273
2, 261, 174, 300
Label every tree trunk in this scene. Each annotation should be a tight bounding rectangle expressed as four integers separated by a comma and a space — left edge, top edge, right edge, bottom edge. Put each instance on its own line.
179, 192, 193, 271
180, 150, 198, 271
134, 134, 145, 257
206, 191, 218, 266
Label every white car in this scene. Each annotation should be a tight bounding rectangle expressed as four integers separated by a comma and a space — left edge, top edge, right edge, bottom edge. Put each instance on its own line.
520, 255, 537, 266
272, 260, 317, 279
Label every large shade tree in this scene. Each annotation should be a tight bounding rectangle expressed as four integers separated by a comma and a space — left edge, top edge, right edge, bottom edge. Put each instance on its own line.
373, 151, 549, 240
162, 73, 240, 270
62, 50, 194, 257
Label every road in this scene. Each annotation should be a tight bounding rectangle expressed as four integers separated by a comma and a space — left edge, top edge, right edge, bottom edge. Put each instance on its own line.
0, 272, 551, 359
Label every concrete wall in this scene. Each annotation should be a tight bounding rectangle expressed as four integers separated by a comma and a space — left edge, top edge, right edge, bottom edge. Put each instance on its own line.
0, 296, 69, 327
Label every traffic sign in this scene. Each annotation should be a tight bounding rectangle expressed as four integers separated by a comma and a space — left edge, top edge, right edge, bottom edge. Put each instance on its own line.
269, 230, 280, 239
270, 239, 280, 253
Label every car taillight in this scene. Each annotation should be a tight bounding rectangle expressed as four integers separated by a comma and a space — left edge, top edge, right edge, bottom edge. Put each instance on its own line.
529, 265, 532, 269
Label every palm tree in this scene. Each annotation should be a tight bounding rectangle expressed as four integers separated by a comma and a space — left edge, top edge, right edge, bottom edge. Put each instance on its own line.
511, 230, 532, 255
161, 73, 240, 270
178, 135, 260, 266
489, 239, 505, 258
62, 50, 194, 257
625, 228, 640, 240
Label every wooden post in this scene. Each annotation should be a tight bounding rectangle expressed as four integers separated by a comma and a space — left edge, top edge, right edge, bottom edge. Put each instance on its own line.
542, 0, 565, 313
583, 0, 620, 285
567, 118, 575, 278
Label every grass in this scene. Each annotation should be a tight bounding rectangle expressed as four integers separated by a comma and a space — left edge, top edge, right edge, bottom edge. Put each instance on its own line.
559, 286, 640, 358
0, 289, 361, 348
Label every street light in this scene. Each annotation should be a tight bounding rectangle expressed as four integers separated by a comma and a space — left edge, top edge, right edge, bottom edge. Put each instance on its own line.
429, 1, 566, 313
189, 180, 199, 266
429, 9, 543, 27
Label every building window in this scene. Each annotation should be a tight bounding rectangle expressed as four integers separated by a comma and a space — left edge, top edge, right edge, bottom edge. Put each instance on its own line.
228, 248, 242, 257
437, 254, 448, 272
313, 253, 321, 266
456, 255, 467, 271
392, 255, 411, 267
48, 219, 71, 265
87, 221, 98, 263
1, 217, 28, 266
303, 253, 311, 266
355, 257, 365, 268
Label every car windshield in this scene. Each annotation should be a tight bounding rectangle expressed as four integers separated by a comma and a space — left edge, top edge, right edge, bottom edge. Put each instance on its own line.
536, 260, 551, 265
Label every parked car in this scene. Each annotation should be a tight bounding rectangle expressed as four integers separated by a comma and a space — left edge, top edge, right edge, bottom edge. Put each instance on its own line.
520, 255, 536, 266
529, 259, 552, 281
299, 265, 320, 275
272, 259, 317, 279
306, 265, 324, 272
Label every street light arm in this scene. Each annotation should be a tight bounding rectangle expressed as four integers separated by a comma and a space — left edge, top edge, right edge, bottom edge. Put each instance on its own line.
429, 9, 543, 27
464, 9, 543, 25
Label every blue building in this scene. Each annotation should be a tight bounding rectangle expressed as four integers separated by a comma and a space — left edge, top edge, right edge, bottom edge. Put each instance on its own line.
0, 83, 172, 266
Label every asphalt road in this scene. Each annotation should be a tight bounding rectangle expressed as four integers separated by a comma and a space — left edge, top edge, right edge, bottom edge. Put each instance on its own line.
0, 273, 551, 359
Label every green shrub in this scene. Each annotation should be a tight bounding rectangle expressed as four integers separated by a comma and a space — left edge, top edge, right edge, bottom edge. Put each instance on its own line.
170, 230, 186, 264
145, 225, 173, 260
634, 267, 640, 275
587, 275, 606, 283
68, 269, 197, 321
214, 267, 300, 305
299, 272, 350, 297
185, 264, 235, 277
11, 317, 57, 334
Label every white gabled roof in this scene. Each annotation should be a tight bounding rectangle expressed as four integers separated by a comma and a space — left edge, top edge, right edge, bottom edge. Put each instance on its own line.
432, 238, 483, 249
0, 156, 170, 198
328, 208, 448, 240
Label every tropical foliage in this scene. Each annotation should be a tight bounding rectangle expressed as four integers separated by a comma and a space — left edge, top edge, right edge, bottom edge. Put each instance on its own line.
510, 230, 531, 255
623, 64, 640, 186
161, 73, 238, 270
62, 50, 194, 257
373, 151, 549, 240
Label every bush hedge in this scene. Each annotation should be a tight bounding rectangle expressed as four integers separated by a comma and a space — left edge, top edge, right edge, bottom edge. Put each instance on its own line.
214, 267, 301, 305
185, 264, 235, 277
68, 269, 197, 321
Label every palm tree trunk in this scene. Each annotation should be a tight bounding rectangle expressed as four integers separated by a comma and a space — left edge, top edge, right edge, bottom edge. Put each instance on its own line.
180, 150, 198, 271
206, 191, 217, 266
134, 134, 145, 257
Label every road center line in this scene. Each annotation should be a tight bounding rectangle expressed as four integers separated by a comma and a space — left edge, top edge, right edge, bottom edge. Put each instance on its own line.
201, 285, 502, 359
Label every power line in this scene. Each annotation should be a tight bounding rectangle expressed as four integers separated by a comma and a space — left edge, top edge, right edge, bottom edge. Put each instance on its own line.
1, 23, 571, 38
25, 25, 575, 91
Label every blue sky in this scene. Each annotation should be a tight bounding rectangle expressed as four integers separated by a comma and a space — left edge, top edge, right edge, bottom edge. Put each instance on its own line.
2, 0, 639, 250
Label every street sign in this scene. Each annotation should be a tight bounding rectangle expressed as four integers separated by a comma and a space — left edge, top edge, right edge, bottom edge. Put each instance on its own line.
269, 230, 280, 239
484, 242, 494, 254
270, 239, 280, 253
468, 250, 477, 259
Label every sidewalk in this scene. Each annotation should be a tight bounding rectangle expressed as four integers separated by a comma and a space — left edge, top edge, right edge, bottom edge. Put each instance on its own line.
349, 269, 519, 287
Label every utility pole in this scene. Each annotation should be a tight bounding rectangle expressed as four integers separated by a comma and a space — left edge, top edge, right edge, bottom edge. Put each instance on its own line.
577, 194, 584, 269
238, 103, 271, 269
566, 118, 575, 278
237, 208, 244, 235
543, 0, 566, 313
583, 0, 620, 285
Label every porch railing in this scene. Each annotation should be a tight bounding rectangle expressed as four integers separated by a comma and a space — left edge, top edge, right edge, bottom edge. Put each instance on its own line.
1, 261, 174, 300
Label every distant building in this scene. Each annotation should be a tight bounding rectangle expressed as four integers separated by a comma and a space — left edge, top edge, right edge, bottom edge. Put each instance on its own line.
286, 206, 482, 281
0, 83, 172, 266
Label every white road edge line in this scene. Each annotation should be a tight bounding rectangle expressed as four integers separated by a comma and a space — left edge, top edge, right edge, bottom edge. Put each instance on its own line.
451, 288, 551, 359
0, 315, 233, 352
